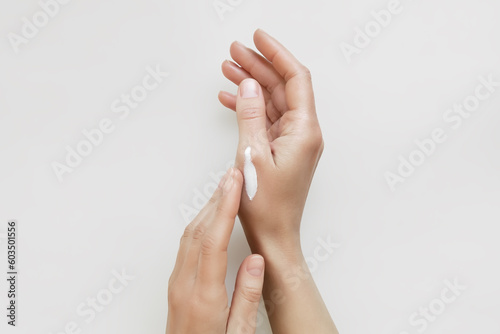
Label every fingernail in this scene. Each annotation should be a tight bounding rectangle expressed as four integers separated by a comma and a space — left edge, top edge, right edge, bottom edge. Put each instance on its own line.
246, 255, 264, 277
240, 79, 259, 99
223, 168, 234, 193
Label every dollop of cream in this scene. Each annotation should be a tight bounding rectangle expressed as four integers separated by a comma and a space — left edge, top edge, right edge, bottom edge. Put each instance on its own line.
244, 146, 258, 200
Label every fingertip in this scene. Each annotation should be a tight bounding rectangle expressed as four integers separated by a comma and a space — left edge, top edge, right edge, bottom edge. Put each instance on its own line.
219, 167, 240, 195
238, 78, 261, 99
218, 90, 234, 100
226, 253, 265, 333
233, 40, 244, 47
231, 167, 244, 186
217, 90, 225, 100
254, 28, 274, 47
222, 59, 236, 71
218, 91, 236, 111
221, 60, 233, 78
253, 28, 267, 41
246, 254, 264, 277
215, 168, 242, 219
230, 41, 244, 55
221, 59, 228, 71
253, 29, 260, 42
224, 167, 242, 194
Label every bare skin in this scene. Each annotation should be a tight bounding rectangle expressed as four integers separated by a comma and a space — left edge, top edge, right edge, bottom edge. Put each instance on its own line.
166, 29, 338, 334
218, 29, 339, 334
166, 168, 265, 334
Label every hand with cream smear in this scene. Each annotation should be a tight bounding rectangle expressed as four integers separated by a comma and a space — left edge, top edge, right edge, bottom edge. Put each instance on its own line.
218, 29, 338, 334
166, 168, 265, 334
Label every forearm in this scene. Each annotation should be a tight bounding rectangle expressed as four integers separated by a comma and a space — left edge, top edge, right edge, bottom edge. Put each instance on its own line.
251, 241, 339, 334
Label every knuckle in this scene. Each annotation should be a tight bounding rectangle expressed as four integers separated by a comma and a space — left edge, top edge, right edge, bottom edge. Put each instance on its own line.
208, 193, 218, 205
291, 65, 311, 81
168, 286, 183, 307
200, 286, 226, 304
200, 233, 218, 255
304, 128, 323, 151
240, 106, 263, 121
178, 298, 202, 319
192, 224, 206, 241
300, 65, 312, 78
239, 285, 262, 304
182, 224, 194, 240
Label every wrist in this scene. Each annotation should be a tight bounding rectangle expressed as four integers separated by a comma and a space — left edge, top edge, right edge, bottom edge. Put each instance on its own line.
246, 234, 304, 268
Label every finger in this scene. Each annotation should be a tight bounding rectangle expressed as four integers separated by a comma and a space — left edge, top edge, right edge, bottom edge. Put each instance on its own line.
219, 90, 274, 132
221, 60, 274, 108
226, 255, 265, 334
236, 78, 272, 157
169, 194, 217, 283
197, 168, 243, 286
222, 59, 253, 85
218, 90, 236, 111
253, 29, 315, 112
230, 41, 286, 100
176, 172, 228, 281
221, 60, 280, 126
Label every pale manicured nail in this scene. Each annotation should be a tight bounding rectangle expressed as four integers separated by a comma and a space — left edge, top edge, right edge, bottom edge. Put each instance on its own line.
240, 79, 259, 99
246, 255, 264, 277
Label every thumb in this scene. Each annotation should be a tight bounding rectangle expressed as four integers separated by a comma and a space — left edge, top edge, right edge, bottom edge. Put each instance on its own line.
226, 255, 265, 334
236, 78, 269, 152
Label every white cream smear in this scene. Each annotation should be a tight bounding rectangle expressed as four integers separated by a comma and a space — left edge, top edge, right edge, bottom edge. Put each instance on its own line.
244, 146, 258, 200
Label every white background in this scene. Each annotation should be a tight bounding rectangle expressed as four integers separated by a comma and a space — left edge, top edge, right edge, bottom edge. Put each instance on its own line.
1, 0, 500, 333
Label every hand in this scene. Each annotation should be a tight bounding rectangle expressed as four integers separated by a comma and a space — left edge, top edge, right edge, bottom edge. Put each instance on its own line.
218, 29, 324, 256
166, 168, 265, 334
218, 30, 338, 334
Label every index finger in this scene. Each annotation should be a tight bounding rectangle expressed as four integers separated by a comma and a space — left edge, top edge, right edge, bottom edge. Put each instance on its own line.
196, 168, 244, 286
253, 29, 315, 112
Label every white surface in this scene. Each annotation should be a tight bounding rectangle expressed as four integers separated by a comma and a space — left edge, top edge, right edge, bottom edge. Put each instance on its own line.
0, 0, 499, 333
